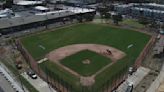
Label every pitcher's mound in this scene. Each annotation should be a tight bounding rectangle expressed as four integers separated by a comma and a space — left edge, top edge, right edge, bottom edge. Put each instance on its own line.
82, 59, 91, 65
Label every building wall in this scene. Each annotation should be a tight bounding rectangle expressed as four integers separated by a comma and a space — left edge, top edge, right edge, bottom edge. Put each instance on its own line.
0, 11, 96, 35
0, 10, 74, 29
114, 4, 164, 21
130, 8, 164, 21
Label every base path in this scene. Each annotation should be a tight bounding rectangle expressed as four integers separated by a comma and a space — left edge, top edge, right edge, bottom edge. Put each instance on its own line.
47, 44, 125, 62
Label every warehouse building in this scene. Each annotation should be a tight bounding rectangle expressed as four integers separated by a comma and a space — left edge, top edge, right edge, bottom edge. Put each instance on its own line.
114, 3, 164, 22
114, 3, 134, 15
0, 2, 96, 35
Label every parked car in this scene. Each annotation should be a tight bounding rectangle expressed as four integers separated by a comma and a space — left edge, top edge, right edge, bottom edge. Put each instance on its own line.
27, 69, 37, 79
126, 82, 133, 92
128, 67, 137, 75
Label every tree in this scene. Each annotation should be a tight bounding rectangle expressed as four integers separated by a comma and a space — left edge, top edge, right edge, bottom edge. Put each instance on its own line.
84, 12, 96, 21
149, 21, 159, 29
76, 14, 83, 23
108, 4, 114, 11
5, 0, 13, 8
97, 6, 109, 23
104, 12, 111, 23
138, 16, 150, 26
161, 23, 164, 29
148, 20, 160, 32
112, 14, 123, 25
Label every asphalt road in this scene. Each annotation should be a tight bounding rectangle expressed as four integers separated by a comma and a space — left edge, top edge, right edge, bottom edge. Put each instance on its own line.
0, 74, 16, 92
0, 86, 4, 92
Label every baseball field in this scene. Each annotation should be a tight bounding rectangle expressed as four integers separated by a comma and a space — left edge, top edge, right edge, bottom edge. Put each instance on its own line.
20, 23, 151, 92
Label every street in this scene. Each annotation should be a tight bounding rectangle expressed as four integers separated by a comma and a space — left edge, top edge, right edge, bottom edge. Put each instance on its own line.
0, 73, 16, 92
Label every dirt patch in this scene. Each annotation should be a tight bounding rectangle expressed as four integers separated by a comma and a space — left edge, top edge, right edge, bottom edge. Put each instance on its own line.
80, 76, 95, 86
0, 47, 6, 56
46, 44, 126, 86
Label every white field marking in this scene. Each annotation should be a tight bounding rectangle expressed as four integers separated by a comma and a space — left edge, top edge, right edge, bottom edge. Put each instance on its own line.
38, 45, 46, 50
127, 44, 134, 49
38, 58, 48, 64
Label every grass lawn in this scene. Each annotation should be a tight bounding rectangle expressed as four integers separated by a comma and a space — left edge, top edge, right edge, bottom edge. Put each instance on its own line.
21, 23, 151, 92
21, 23, 150, 61
61, 50, 112, 76
121, 19, 144, 29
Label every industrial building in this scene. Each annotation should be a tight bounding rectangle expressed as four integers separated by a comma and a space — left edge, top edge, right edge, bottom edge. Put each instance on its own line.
114, 3, 164, 22
0, 1, 96, 35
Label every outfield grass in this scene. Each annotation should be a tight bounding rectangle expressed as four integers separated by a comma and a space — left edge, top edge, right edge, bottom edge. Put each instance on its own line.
21, 23, 150, 61
61, 50, 112, 76
21, 23, 151, 92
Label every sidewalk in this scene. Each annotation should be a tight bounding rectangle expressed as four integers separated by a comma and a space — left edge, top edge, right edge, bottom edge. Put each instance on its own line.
116, 67, 150, 92
21, 72, 57, 92
146, 62, 164, 92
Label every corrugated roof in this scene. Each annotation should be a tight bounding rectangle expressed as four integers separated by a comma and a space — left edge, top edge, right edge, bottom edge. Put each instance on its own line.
35, 6, 49, 11
16, 1, 43, 6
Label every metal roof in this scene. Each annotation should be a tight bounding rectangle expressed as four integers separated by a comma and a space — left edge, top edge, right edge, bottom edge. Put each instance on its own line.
132, 7, 164, 13
16, 1, 43, 6
34, 6, 49, 11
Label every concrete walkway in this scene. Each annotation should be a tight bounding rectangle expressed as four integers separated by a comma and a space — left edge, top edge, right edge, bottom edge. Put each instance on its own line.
21, 72, 56, 92
116, 67, 150, 92
146, 62, 164, 92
